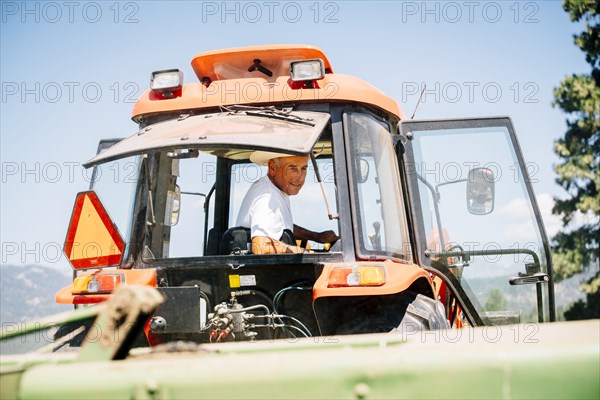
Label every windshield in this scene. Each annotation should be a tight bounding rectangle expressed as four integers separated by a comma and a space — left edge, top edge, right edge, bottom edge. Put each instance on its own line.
345, 112, 411, 261
89, 157, 139, 238
132, 111, 337, 259
405, 119, 552, 324
166, 153, 216, 258
229, 157, 338, 252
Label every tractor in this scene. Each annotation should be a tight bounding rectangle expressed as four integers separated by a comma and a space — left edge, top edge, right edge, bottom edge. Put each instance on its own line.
53, 44, 555, 347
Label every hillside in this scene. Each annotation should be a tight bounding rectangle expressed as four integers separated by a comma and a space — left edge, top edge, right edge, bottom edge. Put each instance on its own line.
0, 264, 72, 324
467, 271, 589, 322
1, 265, 72, 354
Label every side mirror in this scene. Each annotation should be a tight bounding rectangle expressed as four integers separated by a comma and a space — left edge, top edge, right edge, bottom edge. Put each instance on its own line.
167, 185, 181, 226
355, 158, 370, 184
467, 168, 495, 215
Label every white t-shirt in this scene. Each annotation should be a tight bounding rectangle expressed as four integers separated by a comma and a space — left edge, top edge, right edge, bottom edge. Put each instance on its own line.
236, 175, 293, 240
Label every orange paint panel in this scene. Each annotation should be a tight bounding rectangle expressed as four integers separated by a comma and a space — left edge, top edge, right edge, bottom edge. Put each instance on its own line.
313, 262, 432, 300
132, 75, 402, 120
191, 44, 333, 83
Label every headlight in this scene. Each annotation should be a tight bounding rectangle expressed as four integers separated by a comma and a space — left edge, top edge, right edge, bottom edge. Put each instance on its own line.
150, 69, 183, 97
290, 59, 325, 82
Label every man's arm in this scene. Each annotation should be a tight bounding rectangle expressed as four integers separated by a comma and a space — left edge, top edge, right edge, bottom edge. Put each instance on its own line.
293, 225, 339, 244
251, 227, 339, 255
252, 236, 306, 255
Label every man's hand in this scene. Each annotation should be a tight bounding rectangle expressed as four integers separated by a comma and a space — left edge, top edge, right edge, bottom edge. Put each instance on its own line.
252, 229, 339, 254
294, 225, 339, 245
316, 230, 339, 245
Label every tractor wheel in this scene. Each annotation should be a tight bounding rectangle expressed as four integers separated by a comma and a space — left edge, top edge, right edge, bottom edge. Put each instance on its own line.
392, 292, 450, 333
335, 291, 449, 335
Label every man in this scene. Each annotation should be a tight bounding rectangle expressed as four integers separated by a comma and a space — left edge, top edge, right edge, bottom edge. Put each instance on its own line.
236, 152, 338, 254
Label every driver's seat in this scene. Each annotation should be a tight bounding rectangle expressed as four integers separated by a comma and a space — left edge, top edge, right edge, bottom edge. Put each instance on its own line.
219, 227, 295, 255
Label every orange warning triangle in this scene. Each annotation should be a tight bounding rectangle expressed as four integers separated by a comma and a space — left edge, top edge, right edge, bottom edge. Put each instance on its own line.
64, 191, 125, 270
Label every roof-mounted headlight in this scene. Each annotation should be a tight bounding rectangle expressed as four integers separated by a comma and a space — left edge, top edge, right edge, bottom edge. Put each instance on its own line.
150, 69, 183, 98
290, 59, 325, 82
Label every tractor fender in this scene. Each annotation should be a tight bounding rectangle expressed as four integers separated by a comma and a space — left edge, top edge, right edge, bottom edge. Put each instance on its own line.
312, 262, 434, 300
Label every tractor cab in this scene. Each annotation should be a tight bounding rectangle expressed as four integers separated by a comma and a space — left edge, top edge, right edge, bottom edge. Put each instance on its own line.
55, 45, 555, 346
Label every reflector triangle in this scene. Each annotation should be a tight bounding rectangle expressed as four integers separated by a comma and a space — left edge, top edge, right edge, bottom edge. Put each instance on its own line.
64, 191, 125, 269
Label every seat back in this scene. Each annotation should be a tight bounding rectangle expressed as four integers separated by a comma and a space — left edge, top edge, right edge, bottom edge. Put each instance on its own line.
219, 228, 297, 255
220, 227, 252, 255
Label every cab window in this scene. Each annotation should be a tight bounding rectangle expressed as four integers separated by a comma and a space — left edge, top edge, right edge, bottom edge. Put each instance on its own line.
345, 112, 412, 261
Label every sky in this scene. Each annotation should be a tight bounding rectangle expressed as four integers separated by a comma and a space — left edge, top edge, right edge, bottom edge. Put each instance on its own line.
0, 0, 590, 274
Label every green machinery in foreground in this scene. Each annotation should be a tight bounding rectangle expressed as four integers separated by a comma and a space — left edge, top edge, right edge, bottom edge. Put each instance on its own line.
1, 286, 598, 399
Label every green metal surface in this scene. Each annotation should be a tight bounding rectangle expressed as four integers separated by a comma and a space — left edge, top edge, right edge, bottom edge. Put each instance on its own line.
0, 305, 103, 341
76, 285, 163, 362
2, 320, 598, 400
0, 352, 78, 400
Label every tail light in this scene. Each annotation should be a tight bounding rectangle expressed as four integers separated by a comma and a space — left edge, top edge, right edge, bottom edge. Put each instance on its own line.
327, 265, 385, 287
72, 272, 124, 295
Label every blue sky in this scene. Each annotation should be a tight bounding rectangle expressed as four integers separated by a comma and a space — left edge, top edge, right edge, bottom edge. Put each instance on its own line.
0, 1, 588, 272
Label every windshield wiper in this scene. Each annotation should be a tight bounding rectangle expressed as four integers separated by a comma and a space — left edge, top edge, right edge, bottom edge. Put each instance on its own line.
220, 105, 316, 127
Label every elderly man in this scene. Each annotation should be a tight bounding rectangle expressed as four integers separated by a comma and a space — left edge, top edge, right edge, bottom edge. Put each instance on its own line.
236, 152, 338, 254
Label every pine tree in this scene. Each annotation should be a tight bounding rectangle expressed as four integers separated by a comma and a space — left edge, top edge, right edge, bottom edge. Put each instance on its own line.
552, 0, 600, 319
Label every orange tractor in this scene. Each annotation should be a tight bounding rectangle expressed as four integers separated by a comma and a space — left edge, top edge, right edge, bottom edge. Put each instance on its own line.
54, 45, 554, 346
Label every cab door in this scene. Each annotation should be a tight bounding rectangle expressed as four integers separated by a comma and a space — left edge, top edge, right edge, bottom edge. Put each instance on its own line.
400, 117, 555, 326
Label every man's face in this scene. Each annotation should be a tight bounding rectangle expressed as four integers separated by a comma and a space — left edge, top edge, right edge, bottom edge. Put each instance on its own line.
268, 156, 309, 196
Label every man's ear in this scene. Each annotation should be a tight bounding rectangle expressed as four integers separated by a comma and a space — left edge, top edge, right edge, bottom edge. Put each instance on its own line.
267, 159, 275, 176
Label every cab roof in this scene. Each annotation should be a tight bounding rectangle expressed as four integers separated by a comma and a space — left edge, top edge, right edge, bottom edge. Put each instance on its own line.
132, 45, 403, 121
85, 110, 330, 168
191, 44, 334, 83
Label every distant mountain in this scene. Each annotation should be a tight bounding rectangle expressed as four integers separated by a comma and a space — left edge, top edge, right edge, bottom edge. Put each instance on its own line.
466, 272, 588, 323
0, 265, 73, 354
0, 264, 72, 324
